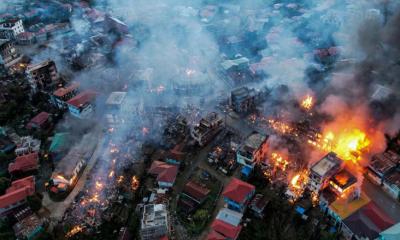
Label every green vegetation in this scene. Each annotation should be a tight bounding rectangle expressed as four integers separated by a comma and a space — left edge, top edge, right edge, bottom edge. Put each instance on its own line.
0, 177, 11, 195
0, 218, 16, 240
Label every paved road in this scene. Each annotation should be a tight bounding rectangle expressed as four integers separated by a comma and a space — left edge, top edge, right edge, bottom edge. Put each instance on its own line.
42, 129, 104, 225
362, 178, 400, 222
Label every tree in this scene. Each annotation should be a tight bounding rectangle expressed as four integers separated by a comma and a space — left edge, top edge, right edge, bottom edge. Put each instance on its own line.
0, 218, 15, 240
27, 193, 43, 212
193, 209, 208, 223
0, 177, 10, 195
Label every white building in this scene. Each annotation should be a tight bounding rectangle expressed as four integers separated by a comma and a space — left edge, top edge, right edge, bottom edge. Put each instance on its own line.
309, 152, 343, 193
191, 112, 224, 146
0, 19, 25, 40
236, 132, 268, 168
140, 204, 169, 240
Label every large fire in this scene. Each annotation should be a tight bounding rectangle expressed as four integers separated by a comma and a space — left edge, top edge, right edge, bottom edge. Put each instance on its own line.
310, 128, 371, 163
66, 225, 84, 238
270, 152, 289, 171
268, 119, 293, 134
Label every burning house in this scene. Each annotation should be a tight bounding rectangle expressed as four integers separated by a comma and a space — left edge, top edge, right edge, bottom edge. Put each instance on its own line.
48, 135, 97, 194
51, 82, 80, 109
230, 86, 257, 115
329, 169, 358, 197
0, 39, 22, 68
236, 132, 268, 172
140, 204, 170, 240
66, 90, 97, 119
191, 112, 224, 146
26, 60, 59, 94
308, 152, 343, 193
0, 18, 25, 40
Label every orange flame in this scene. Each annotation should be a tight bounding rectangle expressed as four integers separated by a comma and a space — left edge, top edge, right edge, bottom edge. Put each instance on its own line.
66, 225, 84, 238
301, 95, 314, 111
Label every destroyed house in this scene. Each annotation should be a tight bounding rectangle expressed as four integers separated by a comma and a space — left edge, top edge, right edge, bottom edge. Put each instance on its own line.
51, 82, 80, 109
309, 152, 343, 193
106, 92, 127, 127
191, 112, 223, 146
367, 151, 399, 185
13, 213, 44, 240
26, 60, 59, 93
230, 87, 257, 114
140, 204, 169, 240
8, 152, 39, 174
0, 176, 35, 214
0, 39, 21, 67
237, 132, 268, 168
223, 178, 255, 212
67, 90, 97, 119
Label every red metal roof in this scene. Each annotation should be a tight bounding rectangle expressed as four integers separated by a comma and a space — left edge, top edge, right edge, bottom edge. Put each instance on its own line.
183, 181, 210, 201
207, 230, 226, 240
149, 161, 178, 184
53, 82, 80, 97
27, 112, 49, 129
0, 176, 35, 209
211, 219, 242, 240
9, 152, 39, 173
67, 90, 97, 108
223, 178, 255, 204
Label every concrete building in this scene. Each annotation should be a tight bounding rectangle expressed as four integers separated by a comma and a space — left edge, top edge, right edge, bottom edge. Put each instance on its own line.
230, 87, 257, 114
222, 178, 255, 212
15, 136, 41, 156
191, 112, 224, 146
26, 60, 59, 94
0, 19, 25, 40
309, 152, 343, 193
105, 91, 127, 127
140, 204, 169, 240
66, 90, 97, 119
383, 171, 400, 200
0, 39, 22, 68
366, 151, 399, 185
236, 132, 268, 169
51, 82, 80, 109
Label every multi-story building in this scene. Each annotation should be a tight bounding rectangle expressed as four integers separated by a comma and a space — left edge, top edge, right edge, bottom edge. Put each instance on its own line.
222, 178, 255, 212
0, 19, 25, 40
0, 39, 22, 68
366, 151, 399, 185
140, 204, 169, 240
105, 91, 127, 127
308, 152, 343, 193
236, 132, 268, 169
191, 112, 224, 146
14, 136, 41, 156
66, 90, 97, 119
26, 60, 59, 94
230, 87, 257, 114
51, 82, 80, 109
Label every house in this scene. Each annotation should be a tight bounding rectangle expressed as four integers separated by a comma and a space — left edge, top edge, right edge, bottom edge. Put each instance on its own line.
382, 171, 400, 200
16, 31, 36, 45
51, 82, 80, 109
249, 193, 269, 218
8, 152, 39, 174
0, 18, 25, 40
236, 132, 268, 172
148, 161, 178, 189
67, 90, 97, 119
191, 112, 224, 146
105, 91, 127, 127
230, 87, 257, 115
308, 152, 343, 193
49, 132, 70, 161
15, 136, 41, 156
26, 60, 59, 93
26, 112, 50, 130
366, 151, 399, 185
222, 178, 255, 212
216, 208, 243, 227
221, 57, 249, 72
0, 39, 22, 68
140, 204, 169, 240
379, 222, 400, 240
179, 181, 210, 213
342, 201, 394, 240
13, 213, 44, 240
0, 176, 35, 215
329, 168, 358, 196
209, 218, 242, 240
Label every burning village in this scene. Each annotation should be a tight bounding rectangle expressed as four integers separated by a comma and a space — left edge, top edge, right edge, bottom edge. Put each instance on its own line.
1, 0, 400, 240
